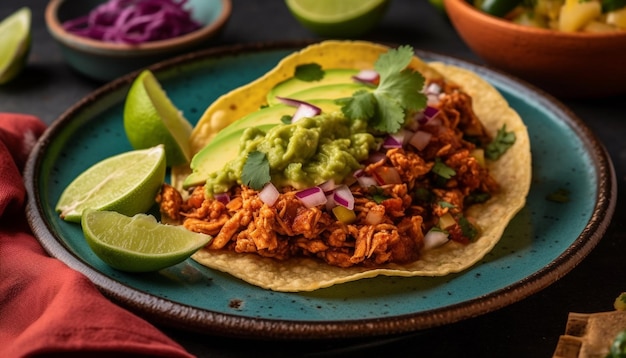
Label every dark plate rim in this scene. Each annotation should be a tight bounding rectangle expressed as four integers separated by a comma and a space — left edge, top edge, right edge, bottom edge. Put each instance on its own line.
24, 40, 617, 340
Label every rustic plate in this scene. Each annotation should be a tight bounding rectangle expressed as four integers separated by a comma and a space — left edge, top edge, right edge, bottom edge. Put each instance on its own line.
24, 42, 616, 339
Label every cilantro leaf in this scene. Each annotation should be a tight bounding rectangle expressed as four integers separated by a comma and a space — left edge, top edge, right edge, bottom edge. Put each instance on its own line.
241, 151, 271, 190
458, 215, 479, 242
336, 90, 376, 120
438, 201, 456, 209
485, 125, 516, 160
339, 45, 427, 134
374, 45, 413, 77
294, 63, 324, 82
432, 158, 456, 179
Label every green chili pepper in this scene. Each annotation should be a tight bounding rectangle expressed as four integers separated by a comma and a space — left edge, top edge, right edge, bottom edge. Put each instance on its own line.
473, 0, 524, 17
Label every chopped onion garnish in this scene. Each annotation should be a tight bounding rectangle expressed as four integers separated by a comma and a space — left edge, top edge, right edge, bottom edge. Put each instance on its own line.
425, 82, 442, 95
296, 187, 327, 208
292, 103, 321, 122
424, 106, 440, 120
275, 97, 322, 122
62, 0, 202, 44
259, 182, 280, 206
214, 192, 230, 205
356, 174, 378, 189
427, 93, 440, 106
383, 129, 411, 149
373, 166, 402, 185
382, 135, 402, 149
318, 179, 337, 195
367, 151, 387, 164
352, 69, 380, 85
408, 130, 432, 151
332, 185, 354, 210
423, 229, 450, 250
365, 209, 384, 225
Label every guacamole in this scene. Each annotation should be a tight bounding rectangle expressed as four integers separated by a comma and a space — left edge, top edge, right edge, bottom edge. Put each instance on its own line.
204, 112, 379, 197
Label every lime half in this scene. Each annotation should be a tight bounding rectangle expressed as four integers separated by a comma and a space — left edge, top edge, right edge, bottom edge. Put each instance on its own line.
82, 210, 212, 272
285, 0, 389, 37
124, 70, 193, 167
0, 7, 31, 84
56, 145, 166, 223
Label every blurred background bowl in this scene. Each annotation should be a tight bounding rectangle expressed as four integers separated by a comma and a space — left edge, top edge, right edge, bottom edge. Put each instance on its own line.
45, 0, 231, 82
444, 0, 626, 98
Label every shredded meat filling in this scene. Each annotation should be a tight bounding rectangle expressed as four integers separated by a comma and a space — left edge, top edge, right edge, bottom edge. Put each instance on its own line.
157, 80, 500, 268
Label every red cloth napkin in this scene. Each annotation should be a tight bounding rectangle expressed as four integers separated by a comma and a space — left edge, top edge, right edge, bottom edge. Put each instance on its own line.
0, 113, 194, 358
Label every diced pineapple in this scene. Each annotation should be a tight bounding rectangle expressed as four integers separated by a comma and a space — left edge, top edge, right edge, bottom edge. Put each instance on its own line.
534, 0, 564, 21
438, 212, 456, 230
583, 20, 620, 33
559, 0, 602, 32
607, 7, 626, 29
469, 148, 486, 167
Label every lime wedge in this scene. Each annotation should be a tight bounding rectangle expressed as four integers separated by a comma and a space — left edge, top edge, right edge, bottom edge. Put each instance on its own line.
285, 0, 389, 37
124, 70, 193, 166
82, 210, 212, 272
56, 145, 166, 223
0, 7, 31, 84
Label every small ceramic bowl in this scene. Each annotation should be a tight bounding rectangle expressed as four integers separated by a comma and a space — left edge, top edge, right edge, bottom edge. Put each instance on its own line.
444, 0, 626, 98
45, 0, 231, 81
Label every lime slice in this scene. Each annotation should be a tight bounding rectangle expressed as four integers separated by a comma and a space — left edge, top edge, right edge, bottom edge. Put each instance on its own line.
285, 0, 389, 37
82, 210, 212, 272
124, 70, 193, 166
0, 7, 31, 85
56, 145, 166, 223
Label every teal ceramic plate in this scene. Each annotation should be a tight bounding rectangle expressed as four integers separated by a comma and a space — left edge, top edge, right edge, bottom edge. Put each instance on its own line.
25, 42, 616, 340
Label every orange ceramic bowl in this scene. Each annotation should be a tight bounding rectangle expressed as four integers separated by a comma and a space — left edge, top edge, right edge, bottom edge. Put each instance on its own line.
443, 0, 626, 98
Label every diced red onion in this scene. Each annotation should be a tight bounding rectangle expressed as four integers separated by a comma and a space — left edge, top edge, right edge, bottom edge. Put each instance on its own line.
259, 182, 280, 206
424, 106, 440, 120
352, 69, 380, 85
373, 166, 402, 185
423, 229, 450, 250
353, 169, 378, 188
332, 185, 354, 210
62, 0, 202, 44
325, 193, 336, 211
296, 186, 327, 208
382, 135, 402, 149
292, 103, 321, 122
427, 93, 440, 106
214, 192, 230, 205
425, 82, 442, 95
275, 97, 322, 122
409, 130, 432, 151
367, 151, 387, 164
357, 175, 378, 189
365, 209, 385, 225
318, 179, 337, 195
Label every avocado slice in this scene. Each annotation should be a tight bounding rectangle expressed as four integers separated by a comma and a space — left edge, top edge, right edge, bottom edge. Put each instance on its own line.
184, 123, 274, 188
185, 82, 369, 189
287, 83, 371, 102
267, 69, 359, 105
211, 99, 340, 144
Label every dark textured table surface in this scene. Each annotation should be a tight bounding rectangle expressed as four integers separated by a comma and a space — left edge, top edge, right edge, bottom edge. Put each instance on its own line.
2, 1, 625, 357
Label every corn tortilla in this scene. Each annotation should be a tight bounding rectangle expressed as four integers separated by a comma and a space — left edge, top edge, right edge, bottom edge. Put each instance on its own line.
186, 41, 531, 292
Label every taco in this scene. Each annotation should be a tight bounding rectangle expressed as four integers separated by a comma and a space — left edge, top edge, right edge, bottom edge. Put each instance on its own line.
163, 40, 531, 292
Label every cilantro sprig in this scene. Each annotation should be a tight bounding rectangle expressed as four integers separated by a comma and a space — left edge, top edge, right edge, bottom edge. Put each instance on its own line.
294, 63, 324, 82
485, 125, 516, 160
241, 151, 271, 190
337, 45, 427, 134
